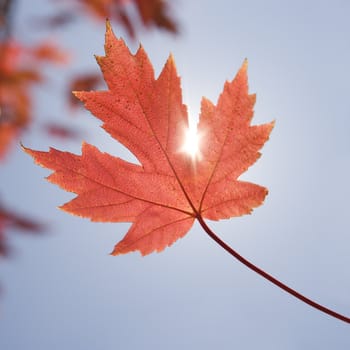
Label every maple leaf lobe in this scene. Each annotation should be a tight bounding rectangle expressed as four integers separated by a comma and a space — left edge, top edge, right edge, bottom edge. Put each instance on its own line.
24, 22, 273, 256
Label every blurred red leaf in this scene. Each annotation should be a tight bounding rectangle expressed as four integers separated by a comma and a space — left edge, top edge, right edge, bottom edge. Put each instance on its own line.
75, 0, 177, 37
69, 73, 102, 108
32, 42, 69, 64
0, 40, 67, 159
0, 0, 12, 31
0, 122, 17, 161
0, 202, 44, 257
32, 12, 76, 29
0, 228, 6, 256
0, 231, 6, 256
43, 123, 80, 140
135, 0, 177, 32
0, 207, 43, 232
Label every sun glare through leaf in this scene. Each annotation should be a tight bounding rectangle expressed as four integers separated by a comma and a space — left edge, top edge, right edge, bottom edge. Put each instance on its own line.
182, 121, 201, 159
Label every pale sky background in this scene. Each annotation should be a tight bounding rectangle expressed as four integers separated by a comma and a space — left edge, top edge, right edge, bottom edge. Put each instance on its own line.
1, 0, 350, 349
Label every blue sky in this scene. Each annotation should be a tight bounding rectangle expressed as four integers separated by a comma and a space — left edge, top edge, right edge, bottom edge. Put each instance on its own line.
1, 0, 350, 349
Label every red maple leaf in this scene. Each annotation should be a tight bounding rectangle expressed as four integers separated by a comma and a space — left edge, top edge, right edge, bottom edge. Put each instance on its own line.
24, 22, 349, 323
24, 21, 273, 255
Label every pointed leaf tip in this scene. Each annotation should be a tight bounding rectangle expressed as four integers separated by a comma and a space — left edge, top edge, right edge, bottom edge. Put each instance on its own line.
105, 18, 112, 32
168, 52, 175, 62
166, 53, 177, 69
241, 58, 248, 72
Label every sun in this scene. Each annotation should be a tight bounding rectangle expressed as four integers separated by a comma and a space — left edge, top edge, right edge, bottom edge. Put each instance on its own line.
181, 122, 201, 159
